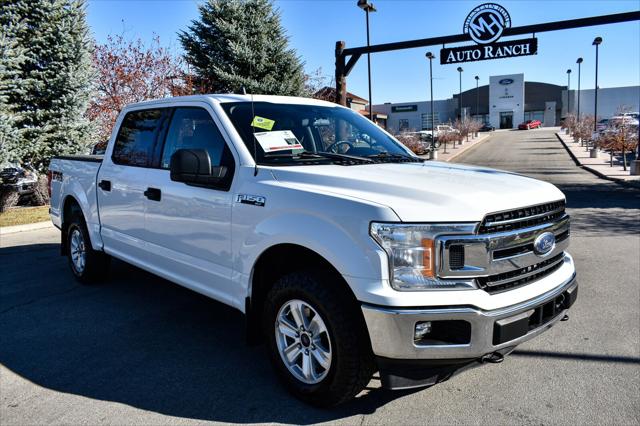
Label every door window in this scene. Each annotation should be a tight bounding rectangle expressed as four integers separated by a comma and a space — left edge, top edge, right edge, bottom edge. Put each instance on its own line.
161, 107, 229, 169
112, 109, 166, 167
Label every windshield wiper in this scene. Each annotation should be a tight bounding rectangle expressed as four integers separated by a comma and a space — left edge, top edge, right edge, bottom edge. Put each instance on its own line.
264, 150, 374, 164
367, 152, 423, 162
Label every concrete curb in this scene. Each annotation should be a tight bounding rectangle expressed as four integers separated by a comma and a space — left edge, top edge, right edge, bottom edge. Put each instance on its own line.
0, 221, 54, 235
555, 133, 640, 189
444, 133, 492, 162
420, 133, 493, 162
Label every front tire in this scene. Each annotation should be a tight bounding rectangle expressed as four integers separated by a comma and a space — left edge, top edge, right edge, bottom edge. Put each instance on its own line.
66, 217, 110, 284
263, 271, 375, 406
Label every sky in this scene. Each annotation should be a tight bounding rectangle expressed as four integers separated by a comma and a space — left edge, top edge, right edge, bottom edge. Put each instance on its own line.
87, 0, 640, 104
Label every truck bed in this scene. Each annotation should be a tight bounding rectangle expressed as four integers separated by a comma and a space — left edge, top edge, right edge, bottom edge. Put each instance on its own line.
48, 156, 103, 247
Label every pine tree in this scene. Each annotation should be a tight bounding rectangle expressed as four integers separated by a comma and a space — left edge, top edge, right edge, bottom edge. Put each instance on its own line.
0, 27, 26, 166
180, 0, 307, 96
0, 0, 94, 172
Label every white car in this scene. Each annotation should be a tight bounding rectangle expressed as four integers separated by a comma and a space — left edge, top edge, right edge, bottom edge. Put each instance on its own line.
48, 95, 577, 406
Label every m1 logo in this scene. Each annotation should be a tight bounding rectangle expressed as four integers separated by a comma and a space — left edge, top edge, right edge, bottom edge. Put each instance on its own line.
464, 3, 512, 45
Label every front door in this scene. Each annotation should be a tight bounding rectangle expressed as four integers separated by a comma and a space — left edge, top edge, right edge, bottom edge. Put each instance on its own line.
143, 105, 238, 306
499, 111, 513, 129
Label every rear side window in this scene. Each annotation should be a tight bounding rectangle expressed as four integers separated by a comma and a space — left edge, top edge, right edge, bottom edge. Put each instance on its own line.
161, 107, 228, 169
112, 109, 165, 167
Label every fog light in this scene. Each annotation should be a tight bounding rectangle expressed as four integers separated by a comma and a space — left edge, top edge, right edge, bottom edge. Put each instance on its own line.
414, 321, 432, 341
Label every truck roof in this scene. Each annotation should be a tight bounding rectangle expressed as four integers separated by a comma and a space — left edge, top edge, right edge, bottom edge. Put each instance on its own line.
125, 94, 340, 109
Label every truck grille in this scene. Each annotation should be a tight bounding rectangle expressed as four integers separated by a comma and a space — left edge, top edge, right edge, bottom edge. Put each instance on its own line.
478, 200, 566, 234
478, 253, 565, 294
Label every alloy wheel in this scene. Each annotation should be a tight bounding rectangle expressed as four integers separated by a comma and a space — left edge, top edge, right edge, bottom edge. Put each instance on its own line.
70, 228, 86, 274
274, 299, 332, 384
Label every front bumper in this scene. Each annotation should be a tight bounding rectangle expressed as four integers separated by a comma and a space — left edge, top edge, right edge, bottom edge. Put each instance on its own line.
361, 270, 577, 388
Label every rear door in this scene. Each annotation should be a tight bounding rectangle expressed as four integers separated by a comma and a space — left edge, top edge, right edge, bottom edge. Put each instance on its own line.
143, 105, 238, 306
97, 108, 170, 264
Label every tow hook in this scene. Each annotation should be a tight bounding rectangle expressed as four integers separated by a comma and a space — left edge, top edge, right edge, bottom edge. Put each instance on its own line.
480, 352, 504, 364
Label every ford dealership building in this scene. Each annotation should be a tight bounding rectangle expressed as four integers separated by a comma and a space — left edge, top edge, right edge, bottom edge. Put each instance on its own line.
372, 73, 640, 132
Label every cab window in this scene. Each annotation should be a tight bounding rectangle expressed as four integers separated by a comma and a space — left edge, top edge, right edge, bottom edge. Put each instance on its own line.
112, 109, 165, 167
161, 107, 229, 169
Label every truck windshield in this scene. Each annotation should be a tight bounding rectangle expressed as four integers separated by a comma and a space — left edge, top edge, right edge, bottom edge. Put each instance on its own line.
220, 102, 415, 165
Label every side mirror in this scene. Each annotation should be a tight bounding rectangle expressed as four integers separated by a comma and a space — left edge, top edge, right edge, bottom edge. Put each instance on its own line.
169, 149, 227, 186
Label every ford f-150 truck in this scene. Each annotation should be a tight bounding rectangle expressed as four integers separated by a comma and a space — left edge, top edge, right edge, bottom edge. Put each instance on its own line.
49, 95, 577, 406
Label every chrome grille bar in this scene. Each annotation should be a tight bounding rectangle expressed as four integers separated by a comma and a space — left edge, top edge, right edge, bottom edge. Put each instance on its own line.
483, 254, 565, 287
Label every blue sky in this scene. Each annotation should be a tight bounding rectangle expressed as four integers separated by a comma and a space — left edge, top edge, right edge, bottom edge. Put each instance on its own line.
87, 0, 640, 104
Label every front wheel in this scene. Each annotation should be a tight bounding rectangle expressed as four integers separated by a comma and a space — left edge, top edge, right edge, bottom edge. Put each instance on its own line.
263, 271, 375, 406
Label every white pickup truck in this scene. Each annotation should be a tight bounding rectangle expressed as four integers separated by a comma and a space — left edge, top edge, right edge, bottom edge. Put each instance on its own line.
49, 95, 577, 406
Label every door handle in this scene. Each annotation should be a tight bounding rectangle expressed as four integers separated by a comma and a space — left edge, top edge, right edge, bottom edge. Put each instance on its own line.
98, 180, 111, 191
144, 187, 161, 202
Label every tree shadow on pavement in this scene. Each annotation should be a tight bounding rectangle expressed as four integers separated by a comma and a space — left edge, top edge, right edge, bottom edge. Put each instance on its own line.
0, 244, 419, 424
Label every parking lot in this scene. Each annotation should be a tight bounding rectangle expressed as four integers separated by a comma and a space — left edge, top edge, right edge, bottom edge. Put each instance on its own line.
1, 128, 639, 425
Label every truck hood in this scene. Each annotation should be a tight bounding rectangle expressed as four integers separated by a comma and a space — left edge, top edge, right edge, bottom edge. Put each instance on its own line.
270, 162, 565, 222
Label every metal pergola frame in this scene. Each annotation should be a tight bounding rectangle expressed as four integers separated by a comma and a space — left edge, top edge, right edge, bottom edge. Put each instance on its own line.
334, 11, 640, 106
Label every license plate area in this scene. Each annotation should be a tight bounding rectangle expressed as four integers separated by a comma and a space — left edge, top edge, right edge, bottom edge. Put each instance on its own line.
492, 285, 578, 345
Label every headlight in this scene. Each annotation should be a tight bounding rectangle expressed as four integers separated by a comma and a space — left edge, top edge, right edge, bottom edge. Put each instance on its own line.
370, 222, 477, 291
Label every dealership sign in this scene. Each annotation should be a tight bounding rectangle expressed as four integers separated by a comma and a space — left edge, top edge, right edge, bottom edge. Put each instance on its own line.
440, 3, 538, 64
440, 38, 537, 64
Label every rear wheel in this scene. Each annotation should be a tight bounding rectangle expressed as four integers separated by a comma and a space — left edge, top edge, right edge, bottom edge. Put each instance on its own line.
263, 271, 375, 406
66, 216, 110, 284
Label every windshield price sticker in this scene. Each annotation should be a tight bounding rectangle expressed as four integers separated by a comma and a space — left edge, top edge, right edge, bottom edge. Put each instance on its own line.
254, 130, 303, 152
251, 116, 275, 131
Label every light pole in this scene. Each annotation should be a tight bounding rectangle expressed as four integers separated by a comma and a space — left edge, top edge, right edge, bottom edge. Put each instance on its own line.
566, 69, 572, 117
426, 52, 440, 155
457, 67, 463, 121
592, 37, 602, 135
475, 75, 479, 123
357, 0, 376, 122
576, 58, 583, 121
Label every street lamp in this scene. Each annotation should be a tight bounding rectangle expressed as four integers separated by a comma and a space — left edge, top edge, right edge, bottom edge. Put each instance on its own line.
592, 36, 602, 134
357, 0, 376, 122
576, 58, 583, 121
475, 75, 480, 123
426, 52, 439, 155
566, 69, 572, 117
457, 67, 463, 121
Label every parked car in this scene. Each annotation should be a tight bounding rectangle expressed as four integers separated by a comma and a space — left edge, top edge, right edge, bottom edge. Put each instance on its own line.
479, 123, 495, 132
432, 124, 459, 139
518, 119, 542, 130
403, 131, 440, 154
596, 118, 609, 132
49, 95, 577, 406
0, 163, 39, 210
610, 115, 639, 127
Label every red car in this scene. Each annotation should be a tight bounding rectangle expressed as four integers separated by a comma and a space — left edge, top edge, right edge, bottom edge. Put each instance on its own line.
518, 119, 542, 130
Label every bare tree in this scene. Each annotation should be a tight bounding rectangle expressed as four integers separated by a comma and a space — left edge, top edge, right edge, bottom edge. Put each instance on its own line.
395, 131, 423, 155
598, 115, 638, 170
87, 34, 193, 147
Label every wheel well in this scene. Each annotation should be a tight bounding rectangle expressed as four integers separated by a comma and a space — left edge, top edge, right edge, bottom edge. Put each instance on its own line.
246, 244, 358, 344
60, 196, 82, 255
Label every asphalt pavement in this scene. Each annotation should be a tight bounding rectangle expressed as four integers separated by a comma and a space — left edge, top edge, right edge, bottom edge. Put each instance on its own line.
1, 128, 639, 425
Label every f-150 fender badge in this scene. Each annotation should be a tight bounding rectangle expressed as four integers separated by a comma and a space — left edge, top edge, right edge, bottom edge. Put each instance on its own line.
236, 194, 266, 207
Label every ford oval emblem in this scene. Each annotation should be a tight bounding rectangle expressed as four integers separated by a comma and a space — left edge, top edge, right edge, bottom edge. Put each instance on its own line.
533, 232, 556, 256
499, 78, 514, 85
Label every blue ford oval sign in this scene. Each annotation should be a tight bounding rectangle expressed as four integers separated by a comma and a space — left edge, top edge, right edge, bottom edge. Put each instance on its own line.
533, 232, 556, 256
499, 78, 514, 85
